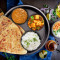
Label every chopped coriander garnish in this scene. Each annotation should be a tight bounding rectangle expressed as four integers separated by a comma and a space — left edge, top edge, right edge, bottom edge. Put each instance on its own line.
24, 40, 30, 47
31, 16, 34, 19
26, 42, 30, 47
42, 20, 44, 23
29, 40, 32, 42
24, 40, 27, 42
58, 29, 60, 31
57, 29, 60, 32
30, 21, 33, 24
53, 30, 55, 32
24, 40, 27, 43
53, 31, 57, 35
31, 19, 34, 21
32, 27, 35, 29
36, 27, 40, 30
43, 4, 48, 8
57, 30, 59, 32
31, 16, 34, 21
33, 38, 37, 42
55, 33, 57, 35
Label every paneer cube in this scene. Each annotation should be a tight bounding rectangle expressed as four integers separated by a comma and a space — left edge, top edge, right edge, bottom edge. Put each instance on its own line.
31, 23, 35, 27
34, 15, 40, 19
36, 21, 41, 26
34, 20, 37, 23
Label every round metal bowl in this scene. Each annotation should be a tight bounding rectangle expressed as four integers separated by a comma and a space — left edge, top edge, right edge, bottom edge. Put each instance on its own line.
5, 5, 50, 55
52, 21, 60, 39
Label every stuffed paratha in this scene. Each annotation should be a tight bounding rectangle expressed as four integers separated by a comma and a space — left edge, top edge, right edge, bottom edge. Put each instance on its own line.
0, 16, 27, 54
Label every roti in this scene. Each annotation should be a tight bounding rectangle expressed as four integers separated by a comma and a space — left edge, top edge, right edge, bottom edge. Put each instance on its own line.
0, 16, 27, 54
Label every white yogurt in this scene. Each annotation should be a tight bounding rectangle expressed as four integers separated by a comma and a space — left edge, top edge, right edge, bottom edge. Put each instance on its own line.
21, 32, 41, 51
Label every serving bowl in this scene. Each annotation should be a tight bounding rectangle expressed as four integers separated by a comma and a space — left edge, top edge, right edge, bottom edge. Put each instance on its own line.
52, 21, 60, 39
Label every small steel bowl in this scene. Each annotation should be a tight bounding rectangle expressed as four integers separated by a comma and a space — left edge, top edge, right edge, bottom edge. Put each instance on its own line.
52, 21, 60, 39
21, 30, 41, 52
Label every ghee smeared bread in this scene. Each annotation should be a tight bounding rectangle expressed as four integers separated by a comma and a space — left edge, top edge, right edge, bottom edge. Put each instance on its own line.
0, 16, 27, 54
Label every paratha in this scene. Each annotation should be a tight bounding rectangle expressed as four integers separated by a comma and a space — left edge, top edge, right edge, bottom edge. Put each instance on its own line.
0, 16, 27, 54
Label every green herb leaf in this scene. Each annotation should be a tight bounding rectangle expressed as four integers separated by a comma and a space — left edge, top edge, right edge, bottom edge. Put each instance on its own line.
43, 4, 48, 8
57, 29, 60, 32
29, 40, 32, 42
42, 20, 44, 23
31, 16, 34, 19
36, 27, 40, 30
26, 42, 30, 47
55, 31, 57, 35
53, 30, 55, 32
53, 9, 56, 16
24, 40, 27, 43
31, 19, 34, 21
30, 21, 33, 24
32, 27, 35, 29
33, 38, 37, 42
31, 16, 34, 21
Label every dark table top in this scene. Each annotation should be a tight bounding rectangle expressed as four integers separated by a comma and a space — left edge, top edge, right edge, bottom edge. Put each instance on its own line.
0, 0, 7, 13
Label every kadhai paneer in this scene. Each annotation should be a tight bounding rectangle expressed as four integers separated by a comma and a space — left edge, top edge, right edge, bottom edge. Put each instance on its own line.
28, 15, 44, 30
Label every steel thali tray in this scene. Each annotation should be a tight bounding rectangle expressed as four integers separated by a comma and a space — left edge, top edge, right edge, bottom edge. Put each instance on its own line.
5, 5, 50, 55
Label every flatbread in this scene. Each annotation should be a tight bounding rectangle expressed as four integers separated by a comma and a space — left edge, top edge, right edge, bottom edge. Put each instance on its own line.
17, 25, 25, 34
0, 16, 27, 54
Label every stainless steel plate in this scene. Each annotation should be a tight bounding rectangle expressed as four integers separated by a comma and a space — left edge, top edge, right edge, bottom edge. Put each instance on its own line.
5, 5, 50, 55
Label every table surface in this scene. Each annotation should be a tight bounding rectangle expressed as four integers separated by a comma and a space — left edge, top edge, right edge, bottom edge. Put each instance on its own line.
22, 0, 60, 60
0, 0, 60, 60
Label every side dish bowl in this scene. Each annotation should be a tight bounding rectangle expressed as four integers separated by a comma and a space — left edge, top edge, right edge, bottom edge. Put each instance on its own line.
52, 21, 60, 39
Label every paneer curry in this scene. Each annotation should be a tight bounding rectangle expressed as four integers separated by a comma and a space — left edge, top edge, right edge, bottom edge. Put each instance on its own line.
28, 15, 44, 30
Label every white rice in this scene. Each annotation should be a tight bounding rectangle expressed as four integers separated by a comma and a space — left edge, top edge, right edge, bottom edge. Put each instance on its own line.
21, 32, 41, 51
